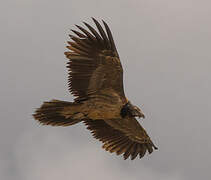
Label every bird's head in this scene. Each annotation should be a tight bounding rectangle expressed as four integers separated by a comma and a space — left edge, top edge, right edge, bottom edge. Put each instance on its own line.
121, 101, 145, 118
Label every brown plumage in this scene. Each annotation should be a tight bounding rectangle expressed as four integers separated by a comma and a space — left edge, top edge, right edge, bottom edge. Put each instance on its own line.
33, 18, 157, 160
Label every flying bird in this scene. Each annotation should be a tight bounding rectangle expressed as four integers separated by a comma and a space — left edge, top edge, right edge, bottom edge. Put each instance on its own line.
33, 18, 157, 160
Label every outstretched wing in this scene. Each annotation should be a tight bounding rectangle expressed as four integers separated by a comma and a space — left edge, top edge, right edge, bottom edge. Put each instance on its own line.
65, 18, 125, 102
84, 117, 157, 160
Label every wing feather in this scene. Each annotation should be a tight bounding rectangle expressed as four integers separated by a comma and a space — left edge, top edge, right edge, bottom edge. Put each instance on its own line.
123, 142, 135, 160
83, 22, 103, 42
92, 18, 110, 49
131, 144, 140, 160
65, 19, 124, 101
84, 118, 157, 160
75, 25, 96, 41
71, 29, 86, 38
102, 20, 118, 53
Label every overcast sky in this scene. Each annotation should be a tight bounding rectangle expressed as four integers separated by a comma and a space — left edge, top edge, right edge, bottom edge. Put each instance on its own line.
1, 0, 211, 180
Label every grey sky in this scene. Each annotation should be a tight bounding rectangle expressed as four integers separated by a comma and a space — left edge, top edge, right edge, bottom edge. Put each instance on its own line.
1, 0, 211, 179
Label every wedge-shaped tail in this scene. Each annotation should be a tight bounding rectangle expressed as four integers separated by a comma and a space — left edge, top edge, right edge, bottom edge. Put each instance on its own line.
33, 100, 84, 126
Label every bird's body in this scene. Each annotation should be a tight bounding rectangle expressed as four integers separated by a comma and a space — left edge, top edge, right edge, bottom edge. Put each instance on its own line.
61, 90, 123, 120
33, 18, 157, 160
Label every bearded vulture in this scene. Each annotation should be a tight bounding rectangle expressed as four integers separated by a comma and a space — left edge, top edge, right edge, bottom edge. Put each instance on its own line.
33, 18, 157, 160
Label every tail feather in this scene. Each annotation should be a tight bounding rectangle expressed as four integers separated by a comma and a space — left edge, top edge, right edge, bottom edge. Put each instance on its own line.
33, 99, 83, 126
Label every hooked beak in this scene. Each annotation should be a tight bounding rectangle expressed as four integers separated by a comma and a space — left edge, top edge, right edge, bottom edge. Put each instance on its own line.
134, 110, 145, 119
133, 106, 145, 119
138, 112, 145, 119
